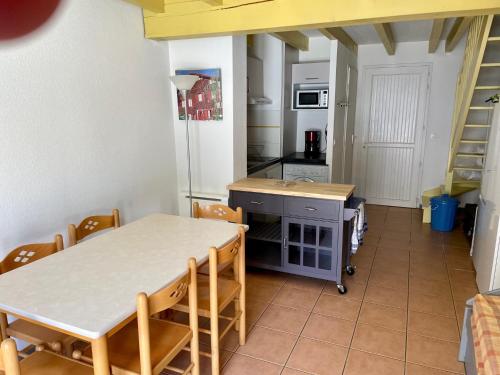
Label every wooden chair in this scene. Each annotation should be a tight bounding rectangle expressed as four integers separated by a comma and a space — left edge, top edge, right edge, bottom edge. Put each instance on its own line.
0, 235, 76, 356
76, 258, 200, 375
68, 209, 120, 246
193, 202, 242, 276
192, 202, 242, 224
171, 227, 246, 375
0, 338, 93, 375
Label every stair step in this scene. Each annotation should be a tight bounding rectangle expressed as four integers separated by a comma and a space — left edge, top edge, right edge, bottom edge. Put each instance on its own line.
453, 180, 481, 186
469, 106, 494, 110
456, 152, 485, 158
488, 36, 500, 42
475, 86, 500, 90
481, 63, 500, 68
464, 124, 491, 128
453, 166, 483, 171
460, 139, 488, 144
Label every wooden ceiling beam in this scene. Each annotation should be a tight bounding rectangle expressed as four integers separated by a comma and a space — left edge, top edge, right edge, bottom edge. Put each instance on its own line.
428, 18, 446, 53
143, 0, 500, 40
271, 31, 309, 51
125, 0, 164, 12
201, 0, 223, 5
319, 27, 357, 55
374, 23, 396, 55
445, 17, 474, 52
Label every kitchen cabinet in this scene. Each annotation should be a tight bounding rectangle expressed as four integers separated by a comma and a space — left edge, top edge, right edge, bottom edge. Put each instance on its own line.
228, 178, 355, 294
292, 62, 330, 85
284, 217, 339, 278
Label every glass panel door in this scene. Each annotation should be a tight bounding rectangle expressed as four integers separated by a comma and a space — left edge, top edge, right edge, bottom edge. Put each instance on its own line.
285, 218, 338, 276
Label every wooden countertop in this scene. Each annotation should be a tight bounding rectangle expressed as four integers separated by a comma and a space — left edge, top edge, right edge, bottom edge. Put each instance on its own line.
228, 178, 355, 201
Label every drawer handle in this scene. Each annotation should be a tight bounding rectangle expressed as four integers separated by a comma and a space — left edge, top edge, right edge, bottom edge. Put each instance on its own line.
250, 201, 264, 205
304, 206, 317, 212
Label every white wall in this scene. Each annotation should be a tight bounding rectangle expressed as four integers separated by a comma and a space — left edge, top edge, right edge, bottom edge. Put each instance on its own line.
353, 40, 466, 198
0, 0, 177, 254
299, 37, 331, 62
168, 36, 247, 210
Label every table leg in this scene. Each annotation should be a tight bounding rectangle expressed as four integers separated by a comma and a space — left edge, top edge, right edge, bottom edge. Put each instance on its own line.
0, 313, 8, 341
91, 336, 110, 375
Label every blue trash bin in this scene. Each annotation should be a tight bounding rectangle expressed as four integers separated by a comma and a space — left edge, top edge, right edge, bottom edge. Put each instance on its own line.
430, 194, 459, 232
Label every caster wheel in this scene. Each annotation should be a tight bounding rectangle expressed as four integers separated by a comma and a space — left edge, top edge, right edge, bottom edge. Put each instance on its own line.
346, 265, 356, 276
337, 284, 347, 294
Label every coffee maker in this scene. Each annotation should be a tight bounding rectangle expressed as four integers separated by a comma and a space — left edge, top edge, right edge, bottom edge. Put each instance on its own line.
304, 130, 321, 158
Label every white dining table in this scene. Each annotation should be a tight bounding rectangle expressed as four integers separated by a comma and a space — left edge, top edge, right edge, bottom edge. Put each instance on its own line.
0, 213, 244, 375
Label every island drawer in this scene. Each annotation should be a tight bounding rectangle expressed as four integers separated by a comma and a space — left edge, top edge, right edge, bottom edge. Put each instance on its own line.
231, 191, 283, 215
284, 197, 340, 221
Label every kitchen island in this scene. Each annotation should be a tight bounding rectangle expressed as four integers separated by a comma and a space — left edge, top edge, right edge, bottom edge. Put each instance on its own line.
228, 178, 357, 294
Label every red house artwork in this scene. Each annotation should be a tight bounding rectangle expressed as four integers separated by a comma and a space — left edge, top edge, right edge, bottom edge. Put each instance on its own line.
175, 68, 223, 121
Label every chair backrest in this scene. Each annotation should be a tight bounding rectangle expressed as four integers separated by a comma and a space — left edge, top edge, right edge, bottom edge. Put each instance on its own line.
208, 225, 246, 289
0, 339, 21, 375
136, 258, 198, 375
68, 209, 120, 246
193, 202, 243, 224
0, 234, 64, 274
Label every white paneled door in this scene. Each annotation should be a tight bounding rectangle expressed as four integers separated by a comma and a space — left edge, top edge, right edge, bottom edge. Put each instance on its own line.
359, 65, 430, 207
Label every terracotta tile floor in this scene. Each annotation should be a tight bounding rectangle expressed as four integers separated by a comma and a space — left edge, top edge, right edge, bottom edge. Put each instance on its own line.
187, 205, 479, 374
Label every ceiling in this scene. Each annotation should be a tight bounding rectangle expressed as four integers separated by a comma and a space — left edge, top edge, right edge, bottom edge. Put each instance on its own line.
301, 19, 456, 44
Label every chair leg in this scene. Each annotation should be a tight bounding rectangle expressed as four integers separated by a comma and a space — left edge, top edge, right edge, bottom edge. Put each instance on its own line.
238, 291, 246, 345
209, 312, 220, 375
233, 299, 240, 332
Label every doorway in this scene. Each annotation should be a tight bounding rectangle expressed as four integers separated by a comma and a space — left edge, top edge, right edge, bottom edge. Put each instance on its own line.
358, 64, 430, 208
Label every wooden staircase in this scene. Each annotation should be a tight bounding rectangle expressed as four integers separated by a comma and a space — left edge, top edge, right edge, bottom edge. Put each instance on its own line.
422, 15, 499, 223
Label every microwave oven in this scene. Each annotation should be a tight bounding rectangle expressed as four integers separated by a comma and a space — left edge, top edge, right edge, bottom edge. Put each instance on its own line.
295, 89, 329, 109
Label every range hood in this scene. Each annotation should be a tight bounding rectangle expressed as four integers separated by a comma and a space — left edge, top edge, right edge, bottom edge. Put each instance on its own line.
247, 56, 272, 105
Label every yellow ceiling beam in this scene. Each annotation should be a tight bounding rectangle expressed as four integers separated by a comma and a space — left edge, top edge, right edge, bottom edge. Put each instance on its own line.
201, 0, 223, 4
428, 18, 446, 53
271, 31, 309, 51
143, 0, 261, 17
125, 0, 164, 13
445, 17, 474, 52
373, 23, 396, 55
319, 27, 357, 55
142, 0, 500, 40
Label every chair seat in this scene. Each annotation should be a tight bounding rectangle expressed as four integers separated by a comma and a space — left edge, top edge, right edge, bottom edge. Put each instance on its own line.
20, 350, 93, 375
83, 319, 192, 375
7, 319, 74, 346
175, 275, 241, 317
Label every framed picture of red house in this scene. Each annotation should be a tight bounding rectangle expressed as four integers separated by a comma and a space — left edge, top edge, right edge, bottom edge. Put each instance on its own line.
175, 68, 223, 121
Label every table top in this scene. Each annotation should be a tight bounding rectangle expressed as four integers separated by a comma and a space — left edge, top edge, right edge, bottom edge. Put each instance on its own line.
0, 214, 242, 339
228, 178, 355, 201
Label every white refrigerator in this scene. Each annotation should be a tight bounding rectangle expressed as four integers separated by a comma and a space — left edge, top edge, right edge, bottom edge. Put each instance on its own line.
472, 104, 500, 292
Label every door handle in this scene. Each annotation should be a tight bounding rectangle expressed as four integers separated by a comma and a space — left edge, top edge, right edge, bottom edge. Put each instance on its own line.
250, 201, 263, 205
284, 236, 288, 249
304, 207, 318, 212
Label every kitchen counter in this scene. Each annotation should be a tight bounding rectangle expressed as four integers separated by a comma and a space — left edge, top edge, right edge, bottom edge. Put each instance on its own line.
227, 178, 354, 201
247, 156, 281, 175
282, 152, 326, 165
227, 178, 357, 291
